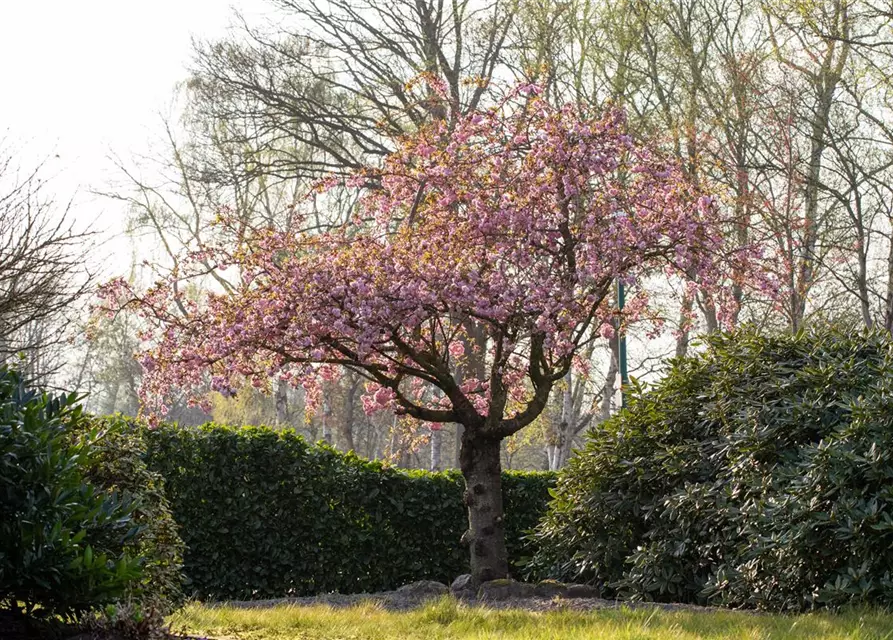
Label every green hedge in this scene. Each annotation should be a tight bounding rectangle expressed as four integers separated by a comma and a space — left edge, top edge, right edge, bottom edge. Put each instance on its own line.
143, 423, 554, 600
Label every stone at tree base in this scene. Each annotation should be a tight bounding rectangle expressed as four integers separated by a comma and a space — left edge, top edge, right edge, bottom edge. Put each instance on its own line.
566, 583, 599, 598
396, 580, 449, 598
534, 579, 569, 598
450, 574, 475, 591
477, 578, 535, 601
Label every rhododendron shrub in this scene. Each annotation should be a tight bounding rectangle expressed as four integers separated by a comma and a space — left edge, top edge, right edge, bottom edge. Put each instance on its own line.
101, 87, 727, 584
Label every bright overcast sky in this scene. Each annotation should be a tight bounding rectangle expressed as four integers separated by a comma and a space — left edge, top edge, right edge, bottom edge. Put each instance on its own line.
0, 0, 267, 266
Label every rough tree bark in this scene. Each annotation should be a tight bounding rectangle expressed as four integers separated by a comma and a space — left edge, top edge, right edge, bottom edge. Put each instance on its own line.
459, 429, 508, 582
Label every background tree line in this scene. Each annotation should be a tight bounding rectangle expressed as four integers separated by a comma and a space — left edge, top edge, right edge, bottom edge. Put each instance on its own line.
70, 0, 893, 470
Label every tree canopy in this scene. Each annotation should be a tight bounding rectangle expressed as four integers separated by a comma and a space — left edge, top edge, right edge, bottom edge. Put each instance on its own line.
101, 83, 743, 582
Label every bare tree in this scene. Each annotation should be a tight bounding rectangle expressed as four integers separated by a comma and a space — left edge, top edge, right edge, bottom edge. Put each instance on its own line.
188, 0, 518, 183
80, 311, 143, 416
0, 143, 94, 385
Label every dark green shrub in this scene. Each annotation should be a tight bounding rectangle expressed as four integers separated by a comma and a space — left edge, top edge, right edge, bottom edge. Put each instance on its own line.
0, 369, 142, 619
143, 423, 554, 599
529, 327, 893, 611
80, 416, 184, 612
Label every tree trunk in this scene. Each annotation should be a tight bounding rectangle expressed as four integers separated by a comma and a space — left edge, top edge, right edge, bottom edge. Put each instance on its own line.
601, 337, 620, 420
557, 427, 575, 469
545, 443, 558, 471
675, 292, 693, 358
321, 400, 332, 445
454, 422, 463, 467
700, 293, 719, 333
885, 228, 893, 332
275, 379, 289, 426
555, 370, 573, 470
546, 376, 575, 472
430, 427, 442, 471
459, 429, 509, 583
858, 242, 872, 329
102, 380, 120, 415
340, 376, 358, 451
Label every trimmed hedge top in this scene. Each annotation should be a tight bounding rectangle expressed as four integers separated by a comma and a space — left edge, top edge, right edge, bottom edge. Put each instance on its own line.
144, 423, 554, 600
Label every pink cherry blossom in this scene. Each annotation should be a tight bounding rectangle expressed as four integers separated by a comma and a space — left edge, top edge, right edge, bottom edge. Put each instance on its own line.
97, 83, 750, 438
448, 342, 465, 359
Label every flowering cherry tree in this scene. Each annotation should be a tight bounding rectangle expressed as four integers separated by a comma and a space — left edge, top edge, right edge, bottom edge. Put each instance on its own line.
102, 86, 726, 584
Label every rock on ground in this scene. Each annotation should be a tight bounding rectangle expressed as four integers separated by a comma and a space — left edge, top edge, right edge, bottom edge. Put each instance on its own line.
396, 580, 450, 598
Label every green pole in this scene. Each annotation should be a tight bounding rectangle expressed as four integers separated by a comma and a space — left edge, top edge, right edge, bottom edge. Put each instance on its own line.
618, 277, 628, 409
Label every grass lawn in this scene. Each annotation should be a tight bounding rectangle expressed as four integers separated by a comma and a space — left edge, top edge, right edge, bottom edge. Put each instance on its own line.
169, 598, 893, 639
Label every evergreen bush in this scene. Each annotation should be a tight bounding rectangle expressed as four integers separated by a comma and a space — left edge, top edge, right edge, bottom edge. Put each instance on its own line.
0, 369, 142, 619
529, 327, 893, 610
